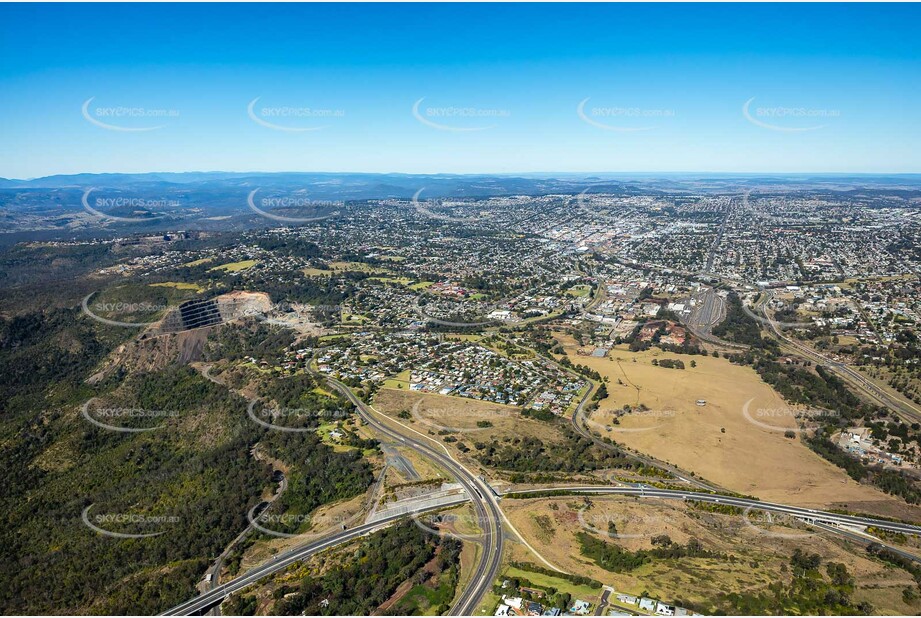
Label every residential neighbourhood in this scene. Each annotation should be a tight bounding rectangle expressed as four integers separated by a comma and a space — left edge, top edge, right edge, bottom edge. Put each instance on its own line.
493, 585, 701, 617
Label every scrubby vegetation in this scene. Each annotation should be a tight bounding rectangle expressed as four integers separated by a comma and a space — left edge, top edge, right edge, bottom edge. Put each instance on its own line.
712, 292, 776, 349
806, 434, 921, 504
472, 424, 635, 477
577, 532, 723, 572
257, 372, 355, 423
260, 431, 375, 535
0, 307, 130, 417
204, 320, 297, 363
271, 521, 458, 615
715, 550, 871, 615
711, 292, 921, 506
507, 562, 602, 588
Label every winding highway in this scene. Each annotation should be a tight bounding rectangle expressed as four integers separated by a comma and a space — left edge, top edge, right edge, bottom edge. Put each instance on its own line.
165, 383, 921, 616
165, 359, 504, 616
317, 372, 504, 617
510, 486, 921, 539
162, 496, 469, 616
811, 522, 921, 565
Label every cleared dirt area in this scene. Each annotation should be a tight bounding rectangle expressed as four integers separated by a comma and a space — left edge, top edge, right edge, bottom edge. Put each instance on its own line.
556, 334, 921, 519
382, 444, 446, 485
503, 495, 920, 615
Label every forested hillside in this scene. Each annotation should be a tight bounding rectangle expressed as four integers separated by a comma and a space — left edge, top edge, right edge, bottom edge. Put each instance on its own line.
0, 306, 375, 613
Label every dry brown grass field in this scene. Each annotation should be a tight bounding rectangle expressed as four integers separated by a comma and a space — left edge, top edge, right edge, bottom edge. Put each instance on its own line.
503, 495, 920, 615
555, 333, 921, 520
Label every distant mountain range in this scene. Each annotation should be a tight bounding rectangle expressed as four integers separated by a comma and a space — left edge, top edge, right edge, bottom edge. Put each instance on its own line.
2, 171, 921, 196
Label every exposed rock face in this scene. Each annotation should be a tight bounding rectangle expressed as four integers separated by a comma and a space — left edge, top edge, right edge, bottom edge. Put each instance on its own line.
157, 291, 272, 334
86, 291, 273, 382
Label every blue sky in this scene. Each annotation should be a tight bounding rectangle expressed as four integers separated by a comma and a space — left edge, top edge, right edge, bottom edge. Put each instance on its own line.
1, 3, 919, 178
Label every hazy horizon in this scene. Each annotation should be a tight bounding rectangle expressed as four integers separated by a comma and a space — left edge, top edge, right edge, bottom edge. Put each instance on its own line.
7, 170, 921, 183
